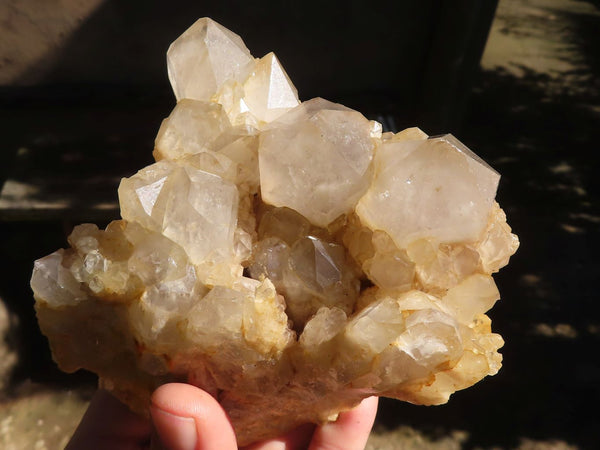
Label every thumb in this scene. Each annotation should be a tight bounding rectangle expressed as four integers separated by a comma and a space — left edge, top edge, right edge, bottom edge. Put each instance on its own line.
150, 383, 237, 450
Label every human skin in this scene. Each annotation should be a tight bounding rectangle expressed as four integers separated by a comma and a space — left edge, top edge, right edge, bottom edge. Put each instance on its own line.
66, 383, 379, 450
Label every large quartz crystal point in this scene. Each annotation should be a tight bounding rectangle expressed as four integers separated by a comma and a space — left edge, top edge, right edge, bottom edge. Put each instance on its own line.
356, 134, 500, 248
259, 98, 380, 227
119, 160, 240, 281
167, 18, 254, 102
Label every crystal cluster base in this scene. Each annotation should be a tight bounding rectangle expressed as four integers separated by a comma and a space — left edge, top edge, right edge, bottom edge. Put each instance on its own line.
31, 18, 519, 446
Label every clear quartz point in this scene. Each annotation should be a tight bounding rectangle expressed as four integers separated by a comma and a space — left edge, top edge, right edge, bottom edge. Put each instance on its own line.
259, 98, 378, 227
167, 18, 254, 102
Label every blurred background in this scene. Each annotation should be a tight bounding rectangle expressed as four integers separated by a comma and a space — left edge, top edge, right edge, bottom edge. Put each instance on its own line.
1, 0, 599, 448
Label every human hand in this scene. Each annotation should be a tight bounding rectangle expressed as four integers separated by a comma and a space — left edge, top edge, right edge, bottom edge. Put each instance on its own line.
66, 383, 378, 450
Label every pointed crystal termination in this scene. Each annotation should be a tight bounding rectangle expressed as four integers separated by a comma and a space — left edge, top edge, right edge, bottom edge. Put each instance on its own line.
218, 52, 300, 126
356, 134, 501, 248
31, 17, 519, 447
211, 52, 300, 129
259, 98, 380, 227
118, 160, 240, 281
167, 18, 254, 102
246, 53, 300, 120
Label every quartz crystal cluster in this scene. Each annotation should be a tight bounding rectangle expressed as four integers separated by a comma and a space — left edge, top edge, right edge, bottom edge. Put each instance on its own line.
31, 18, 519, 445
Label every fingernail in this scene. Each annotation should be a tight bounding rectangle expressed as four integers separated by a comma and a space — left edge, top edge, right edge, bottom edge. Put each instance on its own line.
150, 406, 198, 450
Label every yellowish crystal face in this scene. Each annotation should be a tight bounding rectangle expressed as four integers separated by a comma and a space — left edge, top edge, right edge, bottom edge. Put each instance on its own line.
30, 17, 519, 446
357, 134, 501, 247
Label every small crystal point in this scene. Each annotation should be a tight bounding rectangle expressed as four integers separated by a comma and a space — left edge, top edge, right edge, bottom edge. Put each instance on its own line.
243, 52, 300, 122
212, 52, 300, 128
154, 99, 231, 161
119, 160, 175, 231
31, 251, 87, 307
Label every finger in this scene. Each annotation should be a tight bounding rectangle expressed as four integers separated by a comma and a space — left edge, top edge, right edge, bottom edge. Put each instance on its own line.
66, 389, 151, 450
241, 423, 316, 450
308, 396, 378, 450
150, 383, 238, 450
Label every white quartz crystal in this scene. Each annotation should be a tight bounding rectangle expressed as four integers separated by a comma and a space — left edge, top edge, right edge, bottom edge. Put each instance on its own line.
153, 99, 231, 161
31, 17, 519, 447
167, 18, 254, 102
242, 52, 300, 121
215, 52, 300, 127
356, 134, 501, 248
259, 98, 378, 227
